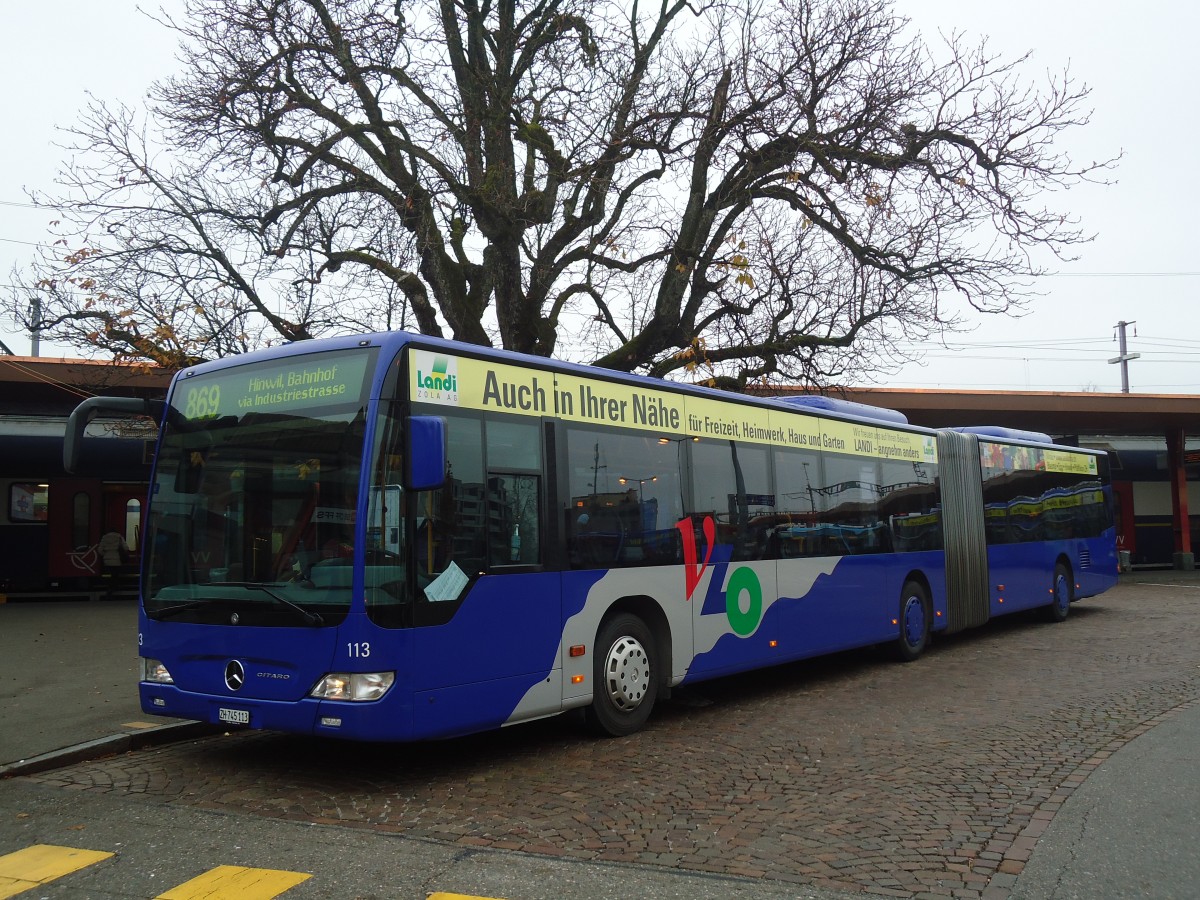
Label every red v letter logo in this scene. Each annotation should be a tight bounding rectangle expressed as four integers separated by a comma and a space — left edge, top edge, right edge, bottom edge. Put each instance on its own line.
676, 515, 715, 601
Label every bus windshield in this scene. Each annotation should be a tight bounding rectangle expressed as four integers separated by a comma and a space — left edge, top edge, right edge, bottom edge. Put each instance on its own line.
143, 348, 377, 626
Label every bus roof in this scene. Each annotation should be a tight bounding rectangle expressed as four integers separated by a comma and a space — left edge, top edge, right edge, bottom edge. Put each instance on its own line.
172, 330, 962, 438
949, 425, 1055, 445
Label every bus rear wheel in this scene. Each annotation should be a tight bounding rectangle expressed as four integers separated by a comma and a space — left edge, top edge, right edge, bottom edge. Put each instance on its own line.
585, 613, 658, 737
1045, 562, 1072, 623
894, 581, 931, 662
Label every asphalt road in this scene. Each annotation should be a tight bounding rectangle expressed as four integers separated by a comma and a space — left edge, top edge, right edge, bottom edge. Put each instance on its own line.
1014, 696, 1200, 899
0, 599, 172, 768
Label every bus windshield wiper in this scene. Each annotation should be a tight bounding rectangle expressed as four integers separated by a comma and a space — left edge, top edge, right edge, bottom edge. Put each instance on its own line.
153, 599, 209, 620
152, 587, 322, 626
218, 582, 324, 626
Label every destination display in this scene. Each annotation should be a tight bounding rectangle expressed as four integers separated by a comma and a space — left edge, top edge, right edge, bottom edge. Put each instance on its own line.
174, 350, 373, 421
409, 349, 939, 465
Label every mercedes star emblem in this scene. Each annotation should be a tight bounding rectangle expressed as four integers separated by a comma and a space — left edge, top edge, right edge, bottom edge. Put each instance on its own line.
224, 659, 246, 692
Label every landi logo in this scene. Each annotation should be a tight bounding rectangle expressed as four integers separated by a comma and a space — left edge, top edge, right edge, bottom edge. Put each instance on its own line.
413, 352, 460, 404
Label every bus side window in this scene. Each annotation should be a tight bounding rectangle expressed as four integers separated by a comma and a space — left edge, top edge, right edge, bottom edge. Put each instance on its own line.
563, 426, 685, 569
488, 474, 540, 566
771, 447, 823, 558
689, 439, 773, 561
484, 418, 542, 568
819, 452, 888, 555
424, 413, 487, 580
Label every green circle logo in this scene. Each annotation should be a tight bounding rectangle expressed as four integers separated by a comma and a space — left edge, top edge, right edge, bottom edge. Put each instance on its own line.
725, 566, 763, 636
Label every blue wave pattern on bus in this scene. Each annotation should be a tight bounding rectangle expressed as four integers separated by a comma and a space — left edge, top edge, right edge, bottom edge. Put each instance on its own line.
509, 514, 913, 732
409, 570, 601, 739
688, 555, 930, 680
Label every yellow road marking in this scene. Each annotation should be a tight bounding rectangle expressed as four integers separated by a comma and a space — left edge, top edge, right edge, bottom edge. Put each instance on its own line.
0, 844, 114, 899
155, 865, 311, 899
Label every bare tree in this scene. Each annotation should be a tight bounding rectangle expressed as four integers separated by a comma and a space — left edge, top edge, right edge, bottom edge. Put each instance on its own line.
5, 0, 1113, 385
7, 100, 417, 367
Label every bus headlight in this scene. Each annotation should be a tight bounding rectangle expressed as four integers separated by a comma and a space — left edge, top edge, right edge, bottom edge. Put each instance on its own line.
140, 658, 174, 684
310, 672, 395, 702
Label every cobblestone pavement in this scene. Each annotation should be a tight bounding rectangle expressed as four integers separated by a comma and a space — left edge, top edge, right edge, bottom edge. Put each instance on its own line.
23, 578, 1200, 899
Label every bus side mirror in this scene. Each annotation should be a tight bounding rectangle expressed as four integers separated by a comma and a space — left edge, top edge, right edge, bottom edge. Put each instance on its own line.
65, 397, 166, 474
405, 415, 447, 491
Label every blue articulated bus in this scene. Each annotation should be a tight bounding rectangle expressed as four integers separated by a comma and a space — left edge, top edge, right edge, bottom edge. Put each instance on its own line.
66, 332, 1118, 741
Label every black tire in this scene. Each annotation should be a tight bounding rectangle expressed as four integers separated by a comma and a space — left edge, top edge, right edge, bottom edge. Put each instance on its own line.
894, 580, 931, 662
584, 613, 658, 737
1045, 562, 1072, 623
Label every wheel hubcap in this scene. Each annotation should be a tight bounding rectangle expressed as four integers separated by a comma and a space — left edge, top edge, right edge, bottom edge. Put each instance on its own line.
1055, 575, 1070, 612
903, 595, 925, 646
603, 635, 650, 712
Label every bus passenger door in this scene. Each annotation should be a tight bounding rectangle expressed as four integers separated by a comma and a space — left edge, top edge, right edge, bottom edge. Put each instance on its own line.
407, 413, 563, 738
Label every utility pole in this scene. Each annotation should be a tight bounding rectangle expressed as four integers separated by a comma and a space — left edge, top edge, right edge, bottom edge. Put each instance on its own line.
1108, 320, 1139, 393
30, 295, 42, 358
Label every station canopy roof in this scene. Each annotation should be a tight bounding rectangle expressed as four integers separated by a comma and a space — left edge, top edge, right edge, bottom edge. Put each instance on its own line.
758, 387, 1200, 439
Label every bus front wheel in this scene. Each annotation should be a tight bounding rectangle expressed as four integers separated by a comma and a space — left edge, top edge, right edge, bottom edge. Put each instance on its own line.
585, 613, 658, 737
894, 581, 931, 662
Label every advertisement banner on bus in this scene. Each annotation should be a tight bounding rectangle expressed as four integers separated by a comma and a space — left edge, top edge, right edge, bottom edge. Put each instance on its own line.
408, 349, 938, 465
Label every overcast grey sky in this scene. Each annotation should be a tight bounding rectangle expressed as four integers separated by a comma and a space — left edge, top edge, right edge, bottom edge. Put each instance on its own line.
2, 1, 1197, 393
894, 0, 1200, 394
